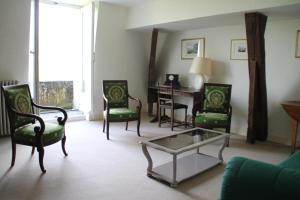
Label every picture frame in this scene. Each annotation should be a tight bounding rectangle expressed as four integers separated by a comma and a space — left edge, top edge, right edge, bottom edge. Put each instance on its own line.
296, 30, 300, 58
181, 38, 205, 60
230, 39, 248, 60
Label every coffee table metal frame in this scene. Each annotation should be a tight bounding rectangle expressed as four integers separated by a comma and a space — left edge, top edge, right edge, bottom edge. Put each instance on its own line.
140, 128, 229, 187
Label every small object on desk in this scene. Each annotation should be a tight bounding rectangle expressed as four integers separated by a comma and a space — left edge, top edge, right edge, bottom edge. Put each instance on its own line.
164, 74, 181, 88
281, 101, 300, 153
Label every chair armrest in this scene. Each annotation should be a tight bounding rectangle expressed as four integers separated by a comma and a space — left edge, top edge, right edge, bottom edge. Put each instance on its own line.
9, 107, 45, 135
102, 94, 110, 114
32, 102, 67, 125
220, 157, 300, 200
128, 95, 142, 112
228, 105, 232, 117
103, 94, 108, 103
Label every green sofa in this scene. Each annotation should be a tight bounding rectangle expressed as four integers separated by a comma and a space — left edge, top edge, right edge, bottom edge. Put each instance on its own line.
220, 151, 300, 200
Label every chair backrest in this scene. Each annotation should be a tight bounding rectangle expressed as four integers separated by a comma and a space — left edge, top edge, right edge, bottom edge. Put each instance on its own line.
102, 80, 129, 108
1, 84, 35, 129
202, 83, 232, 113
157, 83, 174, 106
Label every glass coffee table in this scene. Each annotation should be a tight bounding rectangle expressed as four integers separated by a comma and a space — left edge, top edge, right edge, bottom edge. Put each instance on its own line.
140, 128, 229, 187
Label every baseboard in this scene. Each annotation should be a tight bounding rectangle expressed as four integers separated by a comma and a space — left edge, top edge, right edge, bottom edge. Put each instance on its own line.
88, 113, 102, 121
229, 126, 290, 145
230, 126, 247, 136
267, 135, 290, 146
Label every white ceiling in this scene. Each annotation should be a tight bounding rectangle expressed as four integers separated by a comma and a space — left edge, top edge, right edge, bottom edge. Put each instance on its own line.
43, 0, 300, 31
99, 0, 151, 7
46, 0, 150, 7
135, 4, 300, 31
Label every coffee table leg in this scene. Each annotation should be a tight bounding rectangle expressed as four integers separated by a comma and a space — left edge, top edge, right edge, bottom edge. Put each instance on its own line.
218, 136, 229, 163
142, 144, 153, 176
171, 154, 178, 187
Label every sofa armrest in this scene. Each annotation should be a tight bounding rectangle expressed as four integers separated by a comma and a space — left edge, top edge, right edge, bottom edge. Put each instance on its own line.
220, 157, 300, 200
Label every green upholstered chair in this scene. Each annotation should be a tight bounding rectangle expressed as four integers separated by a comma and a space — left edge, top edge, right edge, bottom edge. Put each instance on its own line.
1, 84, 68, 173
192, 83, 232, 142
102, 80, 142, 140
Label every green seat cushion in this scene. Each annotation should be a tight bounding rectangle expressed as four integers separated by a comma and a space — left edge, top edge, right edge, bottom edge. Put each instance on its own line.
203, 85, 231, 113
195, 113, 229, 126
103, 108, 138, 120
278, 150, 300, 170
15, 122, 64, 144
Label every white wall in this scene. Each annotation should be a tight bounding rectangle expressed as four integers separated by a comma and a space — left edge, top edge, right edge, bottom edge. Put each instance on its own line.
93, 3, 150, 119
0, 0, 31, 83
0, 1, 150, 120
266, 19, 300, 144
127, 0, 300, 29
156, 18, 300, 144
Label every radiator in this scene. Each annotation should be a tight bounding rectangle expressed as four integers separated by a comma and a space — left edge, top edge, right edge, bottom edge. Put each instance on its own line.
0, 80, 18, 136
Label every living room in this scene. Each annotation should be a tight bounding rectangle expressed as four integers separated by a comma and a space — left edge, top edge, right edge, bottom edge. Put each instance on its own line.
0, 0, 300, 199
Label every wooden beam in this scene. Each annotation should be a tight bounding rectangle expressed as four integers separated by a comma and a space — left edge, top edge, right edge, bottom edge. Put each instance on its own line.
147, 28, 158, 114
245, 12, 268, 142
148, 28, 158, 87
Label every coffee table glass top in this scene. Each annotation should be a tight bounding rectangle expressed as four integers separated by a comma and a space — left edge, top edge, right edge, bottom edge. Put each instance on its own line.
148, 129, 223, 150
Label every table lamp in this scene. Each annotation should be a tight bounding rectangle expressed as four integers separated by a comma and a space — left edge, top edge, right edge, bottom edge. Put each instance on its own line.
189, 56, 212, 90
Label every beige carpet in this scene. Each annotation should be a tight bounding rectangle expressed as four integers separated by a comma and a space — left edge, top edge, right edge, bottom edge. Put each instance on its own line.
0, 114, 290, 200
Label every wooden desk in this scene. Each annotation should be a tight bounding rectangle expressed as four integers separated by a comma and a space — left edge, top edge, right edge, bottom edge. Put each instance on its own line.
281, 101, 300, 153
147, 86, 201, 119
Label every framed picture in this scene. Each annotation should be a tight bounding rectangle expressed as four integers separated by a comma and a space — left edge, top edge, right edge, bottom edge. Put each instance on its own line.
296, 30, 300, 58
230, 39, 248, 60
181, 38, 205, 59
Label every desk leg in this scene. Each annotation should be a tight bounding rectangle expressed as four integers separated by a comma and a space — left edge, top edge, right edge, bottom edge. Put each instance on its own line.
148, 103, 153, 116
291, 119, 298, 154
192, 92, 202, 126
149, 102, 159, 123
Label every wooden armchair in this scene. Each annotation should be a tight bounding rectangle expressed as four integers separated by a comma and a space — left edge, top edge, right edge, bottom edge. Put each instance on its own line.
102, 80, 142, 140
1, 84, 68, 173
192, 83, 232, 144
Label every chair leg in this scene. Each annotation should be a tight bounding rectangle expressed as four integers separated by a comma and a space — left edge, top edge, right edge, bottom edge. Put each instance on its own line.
31, 147, 35, 155
226, 137, 230, 147
226, 126, 231, 147
125, 121, 128, 131
106, 121, 110, 140
11, 142, 16, 167
158, 107, 161, 127
171, 109, 174, 131
103, 118, 106, 133
37, 146, 46, 173
185, 108, 187, 128
137, 119, 141, 137
61, 135, 68, 156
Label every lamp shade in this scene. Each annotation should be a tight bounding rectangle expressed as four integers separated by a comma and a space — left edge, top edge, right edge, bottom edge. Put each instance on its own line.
189, 57, 212, 77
